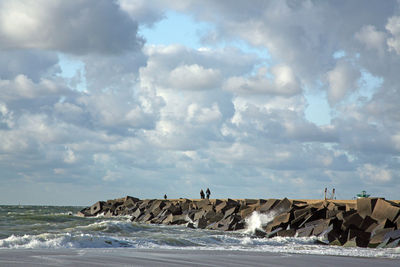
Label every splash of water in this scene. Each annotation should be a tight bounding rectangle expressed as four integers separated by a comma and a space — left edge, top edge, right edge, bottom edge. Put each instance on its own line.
244, 211, 277, 234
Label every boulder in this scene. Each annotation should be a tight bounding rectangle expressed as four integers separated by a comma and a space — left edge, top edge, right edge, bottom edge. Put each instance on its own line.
347, 229, 370, 247
384, 238, 400, 248
195, 199, 211, 209
244, 199, 259, 205
215, 202, 228, 213
163, 214, 188, 225
77, 207, 92, 217
359, 216, 378, 232
204, 210, 224, 223
345, 202, 357, 212
273, 198, 292, 213
368, 228, 395, 248
342, 213, 363, 230
357, 198, 378, 218
277, 229, 296, 237
296, 226, 314, 237
196, 217, 208, 229
223, 206, 238, 219
240, 207, 255, 219
259, 199, 279, 213
371, 199, 400, 222
311, 219, 331, 236
90, 201, 105, 215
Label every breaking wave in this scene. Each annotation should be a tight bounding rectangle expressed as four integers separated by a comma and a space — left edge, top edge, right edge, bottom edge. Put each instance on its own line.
1, 205, 400, 258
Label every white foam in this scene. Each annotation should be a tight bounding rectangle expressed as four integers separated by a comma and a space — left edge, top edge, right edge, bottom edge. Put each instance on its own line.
244, 211, 277, 234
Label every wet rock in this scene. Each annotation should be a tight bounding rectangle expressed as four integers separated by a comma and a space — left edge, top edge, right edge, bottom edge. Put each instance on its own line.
368, 228, 396, 248
90, 201, 105, 216
277, 229, 296, 237
296, 226, 314, 237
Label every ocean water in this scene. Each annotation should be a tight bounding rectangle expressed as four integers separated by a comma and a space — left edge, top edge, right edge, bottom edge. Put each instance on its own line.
1, 205, 400, 259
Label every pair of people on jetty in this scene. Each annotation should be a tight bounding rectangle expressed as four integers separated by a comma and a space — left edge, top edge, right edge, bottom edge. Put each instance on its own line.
163, 188, 211, 200
200, 188, 211, 199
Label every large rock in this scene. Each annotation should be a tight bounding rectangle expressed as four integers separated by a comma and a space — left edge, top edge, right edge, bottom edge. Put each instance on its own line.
357, 198, 378, 218
90, 201, 105, 215
371, 199, 400, 222
273, 198, 292, 213
342, 212, 363, 230
369, 228, 396, 248
259, 199, 279, 213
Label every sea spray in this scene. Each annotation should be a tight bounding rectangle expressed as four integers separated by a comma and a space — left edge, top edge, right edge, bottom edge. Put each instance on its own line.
244, 210, 277, 234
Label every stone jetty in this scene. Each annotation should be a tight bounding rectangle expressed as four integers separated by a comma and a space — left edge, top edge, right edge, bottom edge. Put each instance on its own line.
78, 196, 400, 248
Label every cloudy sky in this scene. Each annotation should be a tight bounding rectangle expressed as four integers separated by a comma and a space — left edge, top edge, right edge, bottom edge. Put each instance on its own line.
1, 0, 400, 205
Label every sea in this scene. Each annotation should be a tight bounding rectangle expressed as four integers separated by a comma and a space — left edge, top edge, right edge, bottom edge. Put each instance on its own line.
1, 205, 400, 259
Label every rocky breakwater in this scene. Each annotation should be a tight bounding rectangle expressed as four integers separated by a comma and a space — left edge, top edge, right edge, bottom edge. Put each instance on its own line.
77, 196, 400, 248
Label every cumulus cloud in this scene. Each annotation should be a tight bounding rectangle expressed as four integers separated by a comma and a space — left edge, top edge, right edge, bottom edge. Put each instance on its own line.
223, 65, 301, 96
2, 0, 400, 204
386, 16, 400, 54
355, 25, 387, 55
0, 0, 143, 54
326, 60, 361, 105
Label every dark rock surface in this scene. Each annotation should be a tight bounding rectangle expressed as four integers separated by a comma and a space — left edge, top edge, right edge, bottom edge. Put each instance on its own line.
78, 196, 400, 248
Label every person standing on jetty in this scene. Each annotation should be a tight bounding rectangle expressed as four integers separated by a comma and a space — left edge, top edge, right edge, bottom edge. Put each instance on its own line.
164, 194, 167, 200
206, 188, 211, 199
200, 189, 205, 199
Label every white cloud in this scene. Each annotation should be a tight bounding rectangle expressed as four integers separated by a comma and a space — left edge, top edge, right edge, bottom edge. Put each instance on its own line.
358, 164, 392, 183
0, 0, 143, 54
326, 60, 361, 105
223, 65, 301, 96
355, 25, 387, 55
168, 64, 221, 90
386, 16, 400, 55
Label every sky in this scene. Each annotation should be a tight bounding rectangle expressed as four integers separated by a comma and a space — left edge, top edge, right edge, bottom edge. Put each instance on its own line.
1, 0, 400, 205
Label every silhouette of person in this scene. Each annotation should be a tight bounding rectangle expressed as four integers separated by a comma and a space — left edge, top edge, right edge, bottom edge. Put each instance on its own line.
164, 194, 167, 200
200, 189, 205, 199
206, 188, 211, 199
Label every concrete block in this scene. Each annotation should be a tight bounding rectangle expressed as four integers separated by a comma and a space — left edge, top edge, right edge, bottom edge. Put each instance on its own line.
345, 203, 357, 212
196, 217, 208, 229
312, 219, 331, 236
90, 201, 105, 215
77, 207, 92, 217
296, 226, 314, 237
244, 199, 258, 205
384, 238, 400, 248
266, 227, 283, 238
273, 198, 292, 213
357, 198, 378, 218
240, 207, 255, 219
223, 206, 238, 219
369, 228, 395, 247
371, 199, 400, 222
359, 216, 378, 232
215, 202, 227, 213
384, 229, 400, 240
259, 199, 279, 212
277, 229, 296, 237
342, 213, 363, 229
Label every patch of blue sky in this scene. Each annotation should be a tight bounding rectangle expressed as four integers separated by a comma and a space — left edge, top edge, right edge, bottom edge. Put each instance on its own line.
333, 50, 346, 59
139, 10, 270, 60
139, 10, 211, 49
356, 69, 383, 101
57, 53, 87, 92
304, 91, 332, 126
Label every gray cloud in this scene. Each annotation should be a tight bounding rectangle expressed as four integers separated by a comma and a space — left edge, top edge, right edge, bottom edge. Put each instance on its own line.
0, 0, 144, 54
1, 0, 400, 204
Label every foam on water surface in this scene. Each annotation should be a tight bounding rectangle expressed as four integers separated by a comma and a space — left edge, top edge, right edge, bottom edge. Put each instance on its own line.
1, 205, 400, 259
